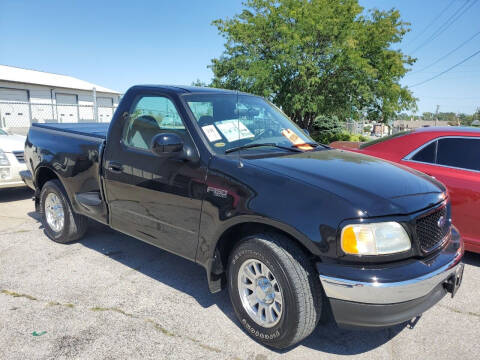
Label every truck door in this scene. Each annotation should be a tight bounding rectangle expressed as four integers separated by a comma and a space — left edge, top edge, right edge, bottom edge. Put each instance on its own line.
103, 92, 206, 261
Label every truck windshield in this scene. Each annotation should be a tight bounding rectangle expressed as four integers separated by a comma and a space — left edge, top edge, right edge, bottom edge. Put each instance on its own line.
184, 93, 318, 154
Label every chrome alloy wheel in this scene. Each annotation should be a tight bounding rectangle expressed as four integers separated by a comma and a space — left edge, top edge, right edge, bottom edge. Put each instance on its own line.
45, 192, 65, 233
237, 259, 283, 328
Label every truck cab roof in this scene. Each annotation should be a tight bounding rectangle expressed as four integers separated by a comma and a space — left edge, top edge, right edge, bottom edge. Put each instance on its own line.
130, 85, 250, 95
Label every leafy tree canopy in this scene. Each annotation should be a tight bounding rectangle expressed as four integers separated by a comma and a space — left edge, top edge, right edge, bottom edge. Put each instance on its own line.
210, 0, 417, 129
191, 79, 210, 87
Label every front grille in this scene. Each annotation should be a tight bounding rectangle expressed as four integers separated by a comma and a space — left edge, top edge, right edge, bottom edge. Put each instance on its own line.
416, 205, 450, 253
13, 151, 25, 163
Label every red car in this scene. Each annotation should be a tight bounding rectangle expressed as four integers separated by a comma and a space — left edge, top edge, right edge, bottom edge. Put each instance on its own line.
331, 127, 480, 253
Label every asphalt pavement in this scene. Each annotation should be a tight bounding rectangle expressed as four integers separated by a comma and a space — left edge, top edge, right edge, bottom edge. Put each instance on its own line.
0, 187, 479, 359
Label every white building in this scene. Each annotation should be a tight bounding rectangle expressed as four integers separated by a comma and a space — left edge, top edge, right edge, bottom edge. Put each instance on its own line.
0, 65, 121, 132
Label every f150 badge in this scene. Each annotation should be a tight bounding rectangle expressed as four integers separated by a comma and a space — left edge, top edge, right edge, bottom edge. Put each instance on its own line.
207, 186, 228, 198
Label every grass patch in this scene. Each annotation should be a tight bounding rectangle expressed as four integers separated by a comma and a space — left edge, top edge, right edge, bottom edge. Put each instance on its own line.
185, 336, 222, 353
440, 305, 480, 318
1, 289, 37, 300
146, 318, 176, 337
90, 306, 133, 317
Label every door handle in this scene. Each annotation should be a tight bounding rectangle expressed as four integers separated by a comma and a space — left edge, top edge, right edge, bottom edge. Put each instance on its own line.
107, 161, 123, 174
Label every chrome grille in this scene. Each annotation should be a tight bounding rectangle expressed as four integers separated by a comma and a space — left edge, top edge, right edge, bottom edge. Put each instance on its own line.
416, 205, 450, 253
13, 151, 25, 163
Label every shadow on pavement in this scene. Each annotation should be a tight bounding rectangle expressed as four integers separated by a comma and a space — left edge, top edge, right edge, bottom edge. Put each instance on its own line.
463, 251, 480, 267
0, 187, 33, 203
27, 216, 405, 355
299, 322, 405, 355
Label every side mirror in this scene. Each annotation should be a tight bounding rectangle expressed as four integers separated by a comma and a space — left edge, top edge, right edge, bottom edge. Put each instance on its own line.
303, 128, 310, 136
150, 133, 184, 156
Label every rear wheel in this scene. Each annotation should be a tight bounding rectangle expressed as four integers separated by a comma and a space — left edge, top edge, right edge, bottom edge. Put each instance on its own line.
40, 179, 88, 243
227, 232, 322, 349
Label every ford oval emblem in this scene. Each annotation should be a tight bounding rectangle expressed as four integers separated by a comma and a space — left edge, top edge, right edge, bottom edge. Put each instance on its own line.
437, 216, 446, 228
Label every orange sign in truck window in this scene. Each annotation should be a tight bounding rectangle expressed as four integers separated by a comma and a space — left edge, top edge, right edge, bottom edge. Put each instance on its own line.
281, 129, 313, 151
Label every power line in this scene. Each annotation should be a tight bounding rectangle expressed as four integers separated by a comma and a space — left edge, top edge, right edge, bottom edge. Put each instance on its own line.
407, 0, 456, 46
422, 96, 480, 99
410, 1, 471, 54
409, 48, 480, 87
427, 0, 473, 38
411, 0, 478, 54
411, 29, 480, 73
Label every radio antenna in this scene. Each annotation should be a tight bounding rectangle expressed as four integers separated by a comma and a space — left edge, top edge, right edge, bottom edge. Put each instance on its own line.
236, 90, 243, 168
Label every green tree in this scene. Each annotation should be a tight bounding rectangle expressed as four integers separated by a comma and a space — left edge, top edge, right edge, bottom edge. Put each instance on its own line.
210, 0, 416, 130
396, 112, 410, 120
458, 113, 471, 126
191, 79, 210, 87
311, 114, 343, 142
422, 112, 434, 121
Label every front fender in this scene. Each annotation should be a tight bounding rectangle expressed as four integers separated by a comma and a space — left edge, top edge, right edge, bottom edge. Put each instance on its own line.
197, 214, 318, 266
195, 157, 359, 291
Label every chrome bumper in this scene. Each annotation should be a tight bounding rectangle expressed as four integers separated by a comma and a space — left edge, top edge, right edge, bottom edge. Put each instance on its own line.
0, 154, 28, 189
0, 179, 27, 189
319, 238, 464, 305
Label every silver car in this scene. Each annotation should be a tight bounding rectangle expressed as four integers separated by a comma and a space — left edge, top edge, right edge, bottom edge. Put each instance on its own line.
0, 128, 27, 188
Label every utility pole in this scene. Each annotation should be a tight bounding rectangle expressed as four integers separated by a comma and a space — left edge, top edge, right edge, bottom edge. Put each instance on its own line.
435, 105, 440, 127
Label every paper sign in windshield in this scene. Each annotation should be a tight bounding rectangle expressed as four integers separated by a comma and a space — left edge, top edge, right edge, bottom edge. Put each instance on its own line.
216, 120, 254, 143
281, 129, 313, 150
202, 125, 222, 142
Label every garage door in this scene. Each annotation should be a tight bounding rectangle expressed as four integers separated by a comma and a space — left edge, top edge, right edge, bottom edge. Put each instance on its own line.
0, 88, 30, 128
97, 97, 114, 123
56, 93, 78, 122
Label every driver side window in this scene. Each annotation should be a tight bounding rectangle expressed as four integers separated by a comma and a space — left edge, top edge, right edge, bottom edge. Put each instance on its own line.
122, 96, 185, 150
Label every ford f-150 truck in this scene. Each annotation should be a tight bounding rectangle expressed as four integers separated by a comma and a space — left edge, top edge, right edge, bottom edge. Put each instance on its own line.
23, 85, 464, 349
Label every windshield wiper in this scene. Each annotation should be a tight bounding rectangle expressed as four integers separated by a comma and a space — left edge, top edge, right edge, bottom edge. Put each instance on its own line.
225, 143, 303, 154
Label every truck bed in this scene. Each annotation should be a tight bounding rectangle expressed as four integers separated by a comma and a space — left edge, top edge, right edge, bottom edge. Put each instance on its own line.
26, 121, 109, 224
32, 122, 109, 139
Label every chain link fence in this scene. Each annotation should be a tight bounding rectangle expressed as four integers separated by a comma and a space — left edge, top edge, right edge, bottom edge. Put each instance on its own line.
344, 120, 392, 137
0, 101, 117, 135
343, 120, 362, 134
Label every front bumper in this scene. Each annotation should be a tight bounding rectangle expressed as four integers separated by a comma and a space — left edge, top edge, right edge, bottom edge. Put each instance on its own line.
0, 152, 27, 189
0, 180, 27, 189
317, 227, 464, 328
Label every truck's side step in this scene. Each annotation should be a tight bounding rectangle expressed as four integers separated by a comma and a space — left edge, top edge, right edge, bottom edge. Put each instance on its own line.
75, 192, 103, 207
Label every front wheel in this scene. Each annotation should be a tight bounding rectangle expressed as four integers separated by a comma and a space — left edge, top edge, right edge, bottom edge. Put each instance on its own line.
39, 179, 88, 243
227, 233, 322, 349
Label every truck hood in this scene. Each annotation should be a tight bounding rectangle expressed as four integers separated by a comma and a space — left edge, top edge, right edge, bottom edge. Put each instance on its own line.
247, 149, 445, 217
0, 135, 26, 152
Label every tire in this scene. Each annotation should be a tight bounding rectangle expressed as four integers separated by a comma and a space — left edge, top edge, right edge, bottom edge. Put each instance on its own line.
227, 232, 322, 349
39, 179, 88, 243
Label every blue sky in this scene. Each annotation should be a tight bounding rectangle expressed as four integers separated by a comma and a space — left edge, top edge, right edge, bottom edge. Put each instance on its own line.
0, 0, 478, 114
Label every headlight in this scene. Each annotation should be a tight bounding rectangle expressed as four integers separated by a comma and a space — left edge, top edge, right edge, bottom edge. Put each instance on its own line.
341, 222, 411, 255
0, 167, 10, 180
0, 149, 10, 166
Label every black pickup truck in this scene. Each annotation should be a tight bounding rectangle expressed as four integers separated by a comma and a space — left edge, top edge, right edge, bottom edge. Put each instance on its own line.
23, 85, 464, 349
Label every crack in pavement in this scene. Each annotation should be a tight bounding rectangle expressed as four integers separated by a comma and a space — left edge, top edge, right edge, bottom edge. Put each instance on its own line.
1, 288, 225, 356
0, 229, 36, 236
1, 289, 37, 300
0, 215, 32, 220
439, 304, 480, 318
